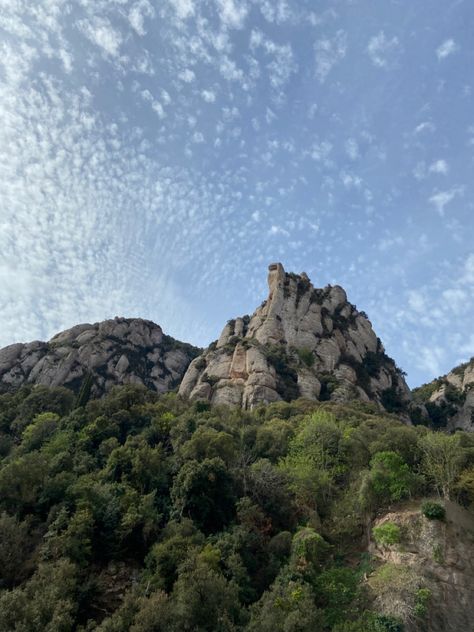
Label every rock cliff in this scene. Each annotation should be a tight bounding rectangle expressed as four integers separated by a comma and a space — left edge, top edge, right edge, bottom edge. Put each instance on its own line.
179, 263, 411, 410
0, 318, 200, 399
368, 500, 474, 632
413, 358, 474, 431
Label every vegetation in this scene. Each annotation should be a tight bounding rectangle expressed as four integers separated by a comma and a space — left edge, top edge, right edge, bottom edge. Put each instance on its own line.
372, 523, 401, 547
421, 501, 446, 521
0, 384, 473, 630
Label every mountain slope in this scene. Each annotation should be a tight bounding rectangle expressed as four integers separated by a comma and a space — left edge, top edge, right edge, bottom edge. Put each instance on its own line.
179, 263, 410, 411
0, 317, 200, 399
413, 358, 474, 431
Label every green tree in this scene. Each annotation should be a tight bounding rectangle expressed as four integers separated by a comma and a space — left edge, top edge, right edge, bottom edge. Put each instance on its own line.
419, 433, 463, 500
171, 457, 236, 533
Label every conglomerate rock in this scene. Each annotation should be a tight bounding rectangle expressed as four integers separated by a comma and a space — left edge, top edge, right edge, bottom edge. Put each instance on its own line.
0, 318, 200, 399
179, 263, 410, 410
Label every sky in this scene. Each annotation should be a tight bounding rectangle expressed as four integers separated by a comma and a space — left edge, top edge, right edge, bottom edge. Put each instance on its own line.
0, 0, 473, 388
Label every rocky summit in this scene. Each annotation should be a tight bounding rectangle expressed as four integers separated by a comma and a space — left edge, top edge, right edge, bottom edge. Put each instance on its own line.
0, 317, 200, 399
413, 358, 474, 431
179, 263, 411, 411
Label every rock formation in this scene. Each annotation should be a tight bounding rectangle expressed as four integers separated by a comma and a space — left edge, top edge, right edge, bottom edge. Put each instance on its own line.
179, 263, 411, 410
0, 317, 200, 399
369, 501, 474, 632
413, 358, 474, 431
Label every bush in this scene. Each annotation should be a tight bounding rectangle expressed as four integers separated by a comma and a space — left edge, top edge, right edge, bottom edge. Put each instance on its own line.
421, 501, 445, 521
372, 522, 401, 547
296, 348, 314, 368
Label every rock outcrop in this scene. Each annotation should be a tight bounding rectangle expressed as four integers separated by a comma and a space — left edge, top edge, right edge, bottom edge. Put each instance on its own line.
0, 318, 200, 399
179, 263, 410, 410
368, 500, 474, 632
413, 359, 474, 431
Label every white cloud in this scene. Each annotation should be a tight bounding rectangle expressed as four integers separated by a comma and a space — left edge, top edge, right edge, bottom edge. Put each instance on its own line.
417, 346, 445, 376
461, 254, 474, 284
442, 288, 467, 314
408, 290, 426, 313
269, 225, 289, 236
179, 68, 196, 82
169, 0, 195, 20
79, 18, 122, 57
345, 138, 359, 160
250, 31, 297, 88
429, 159, 449, 175
429, 187, 463, 216
436, 39, 458, 60
192, 131, 205, 143
367, 31, 400, 67
216, 0, 249, 29
129, 0, 154, 36
414, 121, 435, 135
314, 30, 347, 83
202, 89, 216, 102
259, 0, 292, 24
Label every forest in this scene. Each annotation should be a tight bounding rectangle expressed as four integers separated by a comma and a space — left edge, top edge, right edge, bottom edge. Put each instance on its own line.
0, 384, 473, 631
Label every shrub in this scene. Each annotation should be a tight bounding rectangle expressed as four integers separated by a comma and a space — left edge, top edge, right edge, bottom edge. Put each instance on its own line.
296, 348, 314, 368
414, 587, 431, 617
372, 522, 401, 547
421, 501, 445, 521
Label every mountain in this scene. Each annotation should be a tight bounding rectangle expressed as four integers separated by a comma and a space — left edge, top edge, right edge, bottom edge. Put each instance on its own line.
180, 263, 411, 411
413, 358, 474, 431
0, 317, 200, 400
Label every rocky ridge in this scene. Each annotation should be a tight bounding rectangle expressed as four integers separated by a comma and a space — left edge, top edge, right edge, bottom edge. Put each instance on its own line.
179, 263, 411, 410
413, 359, 474, 431
0, 318, 200, 400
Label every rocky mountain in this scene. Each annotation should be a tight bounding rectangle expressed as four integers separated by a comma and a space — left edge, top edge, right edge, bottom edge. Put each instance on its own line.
413, 358, 474, 431
0, 317, 200, 400
179, 263, 411, 411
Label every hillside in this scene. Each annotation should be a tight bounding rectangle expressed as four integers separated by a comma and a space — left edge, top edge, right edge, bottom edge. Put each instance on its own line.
0, 385, 473, 631
413, 358, 474, 431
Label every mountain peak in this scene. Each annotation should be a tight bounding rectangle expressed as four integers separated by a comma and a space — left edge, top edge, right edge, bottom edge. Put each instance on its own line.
179, 265, 410, 411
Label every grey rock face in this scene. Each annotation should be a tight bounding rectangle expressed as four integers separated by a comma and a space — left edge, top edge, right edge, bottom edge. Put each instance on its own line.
0, 318, 200, 399
369, 501, 474, 632
179, 263, 410, 410
415, 358, 474, 431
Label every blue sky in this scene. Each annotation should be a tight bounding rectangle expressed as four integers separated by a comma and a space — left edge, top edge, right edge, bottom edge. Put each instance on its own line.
0, 0, 473, 387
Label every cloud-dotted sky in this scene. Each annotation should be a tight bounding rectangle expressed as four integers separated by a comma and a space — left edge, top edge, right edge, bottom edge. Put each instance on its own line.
0, 0, 473, 387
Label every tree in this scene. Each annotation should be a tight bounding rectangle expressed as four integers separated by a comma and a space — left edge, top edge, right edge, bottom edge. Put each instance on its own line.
419, 433, 463, 500
171, 458, 236, 533
0, 560, 78, 632
361, 451, 416, 509
247, 572, 323, 632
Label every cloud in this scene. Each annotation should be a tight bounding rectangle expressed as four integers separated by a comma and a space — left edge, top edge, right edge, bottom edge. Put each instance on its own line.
250, 31, 297, 88
314, 30, 347, 83
258, 0, 292, 24
79, 18, 123, 57
436, 39, 458, 60
367, 31, 400, 67
414, 121, 435, 134
429, 187, 463, 216
178, 68, 196, 82
345, 138, 359, 160
429, 159, 449, 175
216, 0, 249, 29
169, 0, 195, 20
129, 0, 154, 36
202, 89, 216, 102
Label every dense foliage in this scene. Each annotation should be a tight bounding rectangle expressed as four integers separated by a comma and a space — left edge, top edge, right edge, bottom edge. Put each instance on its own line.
0, 385, 474, 631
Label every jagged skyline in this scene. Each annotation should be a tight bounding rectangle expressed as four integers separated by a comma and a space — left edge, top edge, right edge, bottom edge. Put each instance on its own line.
0, 1, 473, 388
